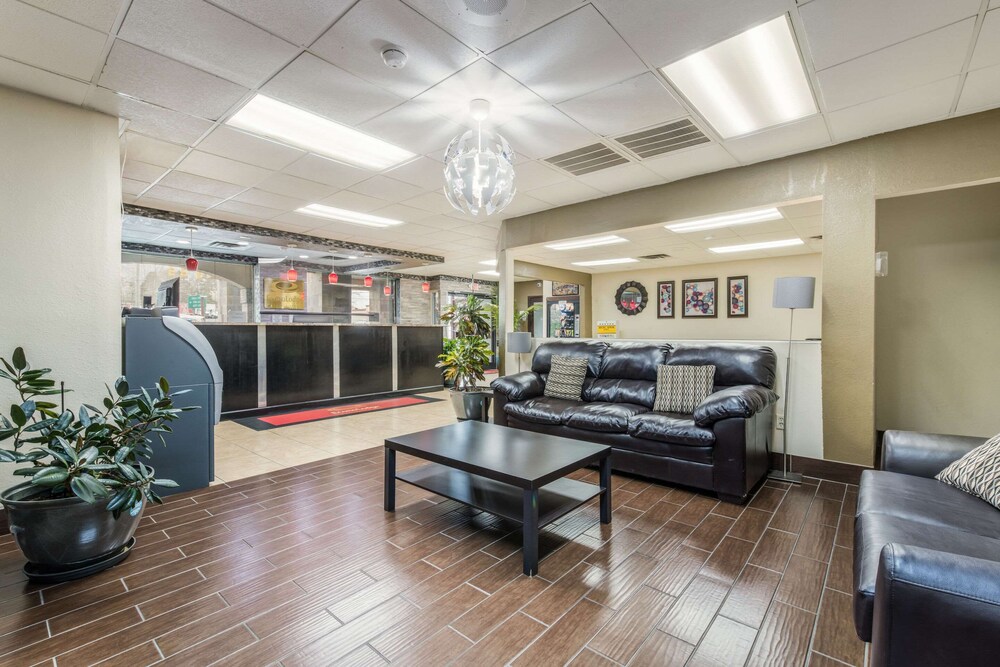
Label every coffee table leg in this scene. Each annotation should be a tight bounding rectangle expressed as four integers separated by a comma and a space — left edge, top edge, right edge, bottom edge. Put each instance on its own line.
522, 488, 539, 576
599, 455, 611, 524
384, 446, 396, 512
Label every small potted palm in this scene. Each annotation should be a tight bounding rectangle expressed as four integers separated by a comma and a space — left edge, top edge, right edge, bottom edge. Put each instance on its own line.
0, 347, 188, 581
438, 295, 496, 420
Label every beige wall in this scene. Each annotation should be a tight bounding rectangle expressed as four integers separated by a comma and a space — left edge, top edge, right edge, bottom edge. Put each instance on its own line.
592, 253, 822, 341
0, 87, 122, 490
500, 109, 1000, 465
875, 182, 1000, 438
513, 280, 542, 311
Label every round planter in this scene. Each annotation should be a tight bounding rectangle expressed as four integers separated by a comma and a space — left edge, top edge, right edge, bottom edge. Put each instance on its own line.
449, 389, 492, 421
1, 481, 144, 567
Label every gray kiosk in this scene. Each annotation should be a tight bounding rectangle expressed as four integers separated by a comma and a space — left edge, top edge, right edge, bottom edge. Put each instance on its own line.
123, 312, 222, 494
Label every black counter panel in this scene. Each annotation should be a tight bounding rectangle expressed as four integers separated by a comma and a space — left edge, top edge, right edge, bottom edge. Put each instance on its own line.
397, 326, 443, 390
266, 326, 333, 405
196, 324, 258, 412
339, 326, 392, 397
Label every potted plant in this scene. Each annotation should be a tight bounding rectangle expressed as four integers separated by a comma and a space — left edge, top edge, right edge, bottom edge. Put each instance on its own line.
0, 347, 188, 581
438, 295, 496, 420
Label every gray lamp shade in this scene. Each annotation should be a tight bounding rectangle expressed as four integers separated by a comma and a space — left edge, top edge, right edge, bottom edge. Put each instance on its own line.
506, 331, 532, 353
773, 276, 816, 309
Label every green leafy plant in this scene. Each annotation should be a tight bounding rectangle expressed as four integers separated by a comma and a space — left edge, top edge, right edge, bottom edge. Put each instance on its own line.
435, 336, 491, 391
0, 347, 191, 517
514, 303, 542, 332
440, 295, 497, 338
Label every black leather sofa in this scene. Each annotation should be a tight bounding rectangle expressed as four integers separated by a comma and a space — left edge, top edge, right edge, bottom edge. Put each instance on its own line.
490, 340, 778, 503
854, 430, 999, 667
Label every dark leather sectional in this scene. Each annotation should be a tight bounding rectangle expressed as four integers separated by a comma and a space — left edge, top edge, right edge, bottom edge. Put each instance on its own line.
490, 340, 778, 503
855, 430, 999, 667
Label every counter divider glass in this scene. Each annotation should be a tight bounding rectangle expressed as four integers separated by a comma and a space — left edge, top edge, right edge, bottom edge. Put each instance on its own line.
195, 323, 445, 416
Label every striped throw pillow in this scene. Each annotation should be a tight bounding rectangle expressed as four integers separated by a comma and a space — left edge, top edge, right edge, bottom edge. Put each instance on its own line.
936, 432, 1000, 509
654, 365, 716, 413
543, 355, 588, 401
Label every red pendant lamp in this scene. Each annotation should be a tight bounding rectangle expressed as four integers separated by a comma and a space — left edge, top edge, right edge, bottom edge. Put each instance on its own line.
421, 281, 430, 293
185, 226, 198, 271
364, 275, 373, 288
328, 271, 338, 284
383, 284, 392, 296
286, 258, 298, 282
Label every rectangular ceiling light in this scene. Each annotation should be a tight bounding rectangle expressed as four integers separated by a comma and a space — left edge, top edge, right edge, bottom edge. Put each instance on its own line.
479, 270, 500, 276
571, 258, 638, 267
660, 15, 816, 139
709, 238, 804, 254
546, 235, 628, 251
665, 207, 783, 233
227, 95, 414, 170
479, 259, 497, 265
296, 204, 404, 228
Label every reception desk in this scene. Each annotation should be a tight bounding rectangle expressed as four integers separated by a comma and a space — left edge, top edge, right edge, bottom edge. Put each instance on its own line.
195, 323, 444, 416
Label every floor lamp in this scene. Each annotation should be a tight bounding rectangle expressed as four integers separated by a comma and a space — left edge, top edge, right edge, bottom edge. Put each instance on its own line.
506, 331, 532, 374
769, 276, 816, 484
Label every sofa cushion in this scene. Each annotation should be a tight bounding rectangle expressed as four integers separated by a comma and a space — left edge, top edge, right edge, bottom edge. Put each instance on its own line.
543, 356, 587, 401
628, 412, 716, 447
564, 402, 650, 433
583, 378, 656, 408
668, 344, 776, 389
532, 340, 607, 378
504, 397, 579, 426
653, 365, 715, 413
597, 342, 671, 381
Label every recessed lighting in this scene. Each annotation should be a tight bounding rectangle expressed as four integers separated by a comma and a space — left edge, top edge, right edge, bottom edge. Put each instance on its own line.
546, 235, 628, 251
708, 238, 804, 254
226, 94, 414, 170
479, 270, 500, 276
665, 208, 783, 233
236, 241, 250, 246
571, 258, 639, 267
479, 259, 497, 266
176, 239, 190, 244
347, 255, 358, 259
296, 204, 404, 228
660, 16, 816, 139
298, 254, 309, 259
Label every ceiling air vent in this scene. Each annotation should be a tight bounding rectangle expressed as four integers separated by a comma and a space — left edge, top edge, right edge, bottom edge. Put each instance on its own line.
544, 142, 629, 176
810, 235, 823, 240
614, 119, 710, 159
638, 253, 670, 260
320, 254, 355, 261
208, 241, 243, 249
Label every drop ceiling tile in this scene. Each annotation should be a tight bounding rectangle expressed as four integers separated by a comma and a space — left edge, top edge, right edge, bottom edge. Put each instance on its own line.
119, 0, 298, 88
957, 63, 1000, 114
970, 9, 1000, 70
500, 192, 548, 217
402, 191, 455, 215
359, 102, 466, 156
209, 200, 283, 220
512, 161, 569, 191
575, 162, 662, 194
993, 0, 1000, 9
157, 170, 248, 198
123, 132, 188, 168
196, 126, 305, 170
123, 160, 168, 182
320, 190, 387, 212
780, 200, 823, 218
368, 203, 435, 223
21, 0, 126, 32
799, 0, 981, 70
87, 89, 214, 144
490, 6, 646, 103
282, 154, 372, 189
257, 173, 336, 200
723, 115, 830, 164
175, 150, 272, 187
348, 176, 425, 202
122, 178, 150, 196
556, 73, 686, 137
643, 143, 738, 182
145, 184, 223, 209
311, 0, 477, 98
385, 156, 446, 191
818, 19, 974, 111
99, 41, 249, 120
0, 0, 107, 81
827, 77, 958, 142
527, 180, 603, 207
0, 57, 90, 105
134, 197, 205, 216
499, 106, 599, 161
209, 0, 354, 46
232, 188, 308, 211
261, 53, 405, 126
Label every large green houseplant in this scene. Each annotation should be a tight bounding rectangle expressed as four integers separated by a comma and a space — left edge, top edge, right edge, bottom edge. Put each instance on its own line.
437, 295, 496, 420
0, 347, 187, 577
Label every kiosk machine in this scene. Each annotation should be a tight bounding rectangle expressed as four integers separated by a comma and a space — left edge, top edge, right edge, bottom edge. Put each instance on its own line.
123, 310, 223, 494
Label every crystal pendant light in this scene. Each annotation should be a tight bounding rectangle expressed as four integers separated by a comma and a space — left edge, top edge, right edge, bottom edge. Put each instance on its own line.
443, 99, 516, 217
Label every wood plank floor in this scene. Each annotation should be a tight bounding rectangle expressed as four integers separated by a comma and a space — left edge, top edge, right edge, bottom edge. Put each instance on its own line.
0, 446, 866, 666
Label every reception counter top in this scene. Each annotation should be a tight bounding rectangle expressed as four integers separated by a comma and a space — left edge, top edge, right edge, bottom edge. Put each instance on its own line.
194, 323, 444, 416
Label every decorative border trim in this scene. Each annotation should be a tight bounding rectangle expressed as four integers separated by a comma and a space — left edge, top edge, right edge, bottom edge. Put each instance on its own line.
122, 242, 258, 264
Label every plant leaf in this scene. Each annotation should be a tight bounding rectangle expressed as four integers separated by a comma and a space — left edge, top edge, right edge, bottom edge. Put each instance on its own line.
11, 348, 26, 372
152, 478, 179, 488
32, 468, 68, 486
9, 404, 26, 428
114, 378, 129, 397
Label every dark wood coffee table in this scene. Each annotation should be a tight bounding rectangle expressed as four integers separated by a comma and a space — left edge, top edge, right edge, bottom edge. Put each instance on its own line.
384, 421, 611, 576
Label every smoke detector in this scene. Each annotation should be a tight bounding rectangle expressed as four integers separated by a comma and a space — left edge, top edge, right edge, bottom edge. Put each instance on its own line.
445, 0, 526, 27
381, 48, 407, 69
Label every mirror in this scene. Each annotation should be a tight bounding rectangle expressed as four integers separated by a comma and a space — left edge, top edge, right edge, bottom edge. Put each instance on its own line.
614, 281, 648, 315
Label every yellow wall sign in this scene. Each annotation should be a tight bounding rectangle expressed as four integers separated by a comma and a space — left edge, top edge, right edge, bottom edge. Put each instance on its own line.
596, 320, 618, 338
264, 278, 305, 310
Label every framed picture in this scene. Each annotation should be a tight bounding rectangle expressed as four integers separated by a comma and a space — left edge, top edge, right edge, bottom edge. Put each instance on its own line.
656, 281, 675, 318
547, 297, 580, 338
551, 282, 579, 296
682, 278, 717, 318
727, 276, 748, 318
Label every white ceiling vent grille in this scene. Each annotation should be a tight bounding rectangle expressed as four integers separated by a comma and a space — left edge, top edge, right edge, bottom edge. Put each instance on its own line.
544, 142, 630, 176
614, 119, 710, 159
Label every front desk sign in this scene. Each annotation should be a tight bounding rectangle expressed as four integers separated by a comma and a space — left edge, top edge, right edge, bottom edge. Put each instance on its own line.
596, 320, 618, 339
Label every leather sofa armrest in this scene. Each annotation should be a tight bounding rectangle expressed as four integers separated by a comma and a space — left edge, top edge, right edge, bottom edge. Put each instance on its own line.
881, 430, 985, 478
490, 372, 544, 402
871, 544, 1000, 667
693, 385, 777, 427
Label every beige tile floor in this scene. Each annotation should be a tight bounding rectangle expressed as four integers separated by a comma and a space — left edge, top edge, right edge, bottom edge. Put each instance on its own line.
212, 393, 456, 483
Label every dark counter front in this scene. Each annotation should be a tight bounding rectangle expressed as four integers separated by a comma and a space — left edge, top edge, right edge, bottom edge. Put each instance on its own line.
266, 325, 334, 405
339, 326, 393, 397
197, 324, 258, 413
397, 326, 444, 390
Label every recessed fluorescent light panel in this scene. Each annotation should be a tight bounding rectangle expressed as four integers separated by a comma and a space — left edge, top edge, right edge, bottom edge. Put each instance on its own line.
709, 238, 804, 254
479, 259, 497, 265
227, 95, 414, 170
296, 204, 404, 228
660, 16, 816, 139
479, 270, 500, 276
546, 235, 628, 251
665, 207, 783, 233
571, 258, 639, 267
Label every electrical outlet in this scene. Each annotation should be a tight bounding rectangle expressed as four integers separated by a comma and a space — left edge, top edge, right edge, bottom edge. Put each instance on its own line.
777, 416, 785, 430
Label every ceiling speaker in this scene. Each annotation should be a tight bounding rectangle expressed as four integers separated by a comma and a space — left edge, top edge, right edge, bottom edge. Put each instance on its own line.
446, 0, 525, 26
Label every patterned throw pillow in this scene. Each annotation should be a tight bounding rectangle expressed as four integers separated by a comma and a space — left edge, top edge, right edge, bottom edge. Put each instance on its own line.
936, 433, 1000, 509
654, 364, 716, 413
543, 355, 588, 401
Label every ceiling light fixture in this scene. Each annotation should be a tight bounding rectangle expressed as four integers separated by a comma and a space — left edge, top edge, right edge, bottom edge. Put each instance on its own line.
296, 204, 404, 228
571, 258, 639, 267
421, 281, 430, 293
545, 235, 628, 251
184, 226, 198, 271
709, 238, 805, 254
383, 284, 392, 296
660, 15, 816, 139
479, 259, 497, 266
480, 270, 500, 277
226, 94, 414, 170
364, 275, 373, 288
665, 208, 783, 233
444, 99, 516, 217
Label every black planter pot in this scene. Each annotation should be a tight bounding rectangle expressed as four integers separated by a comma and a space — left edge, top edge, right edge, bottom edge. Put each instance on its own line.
449, 389, 492, 421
